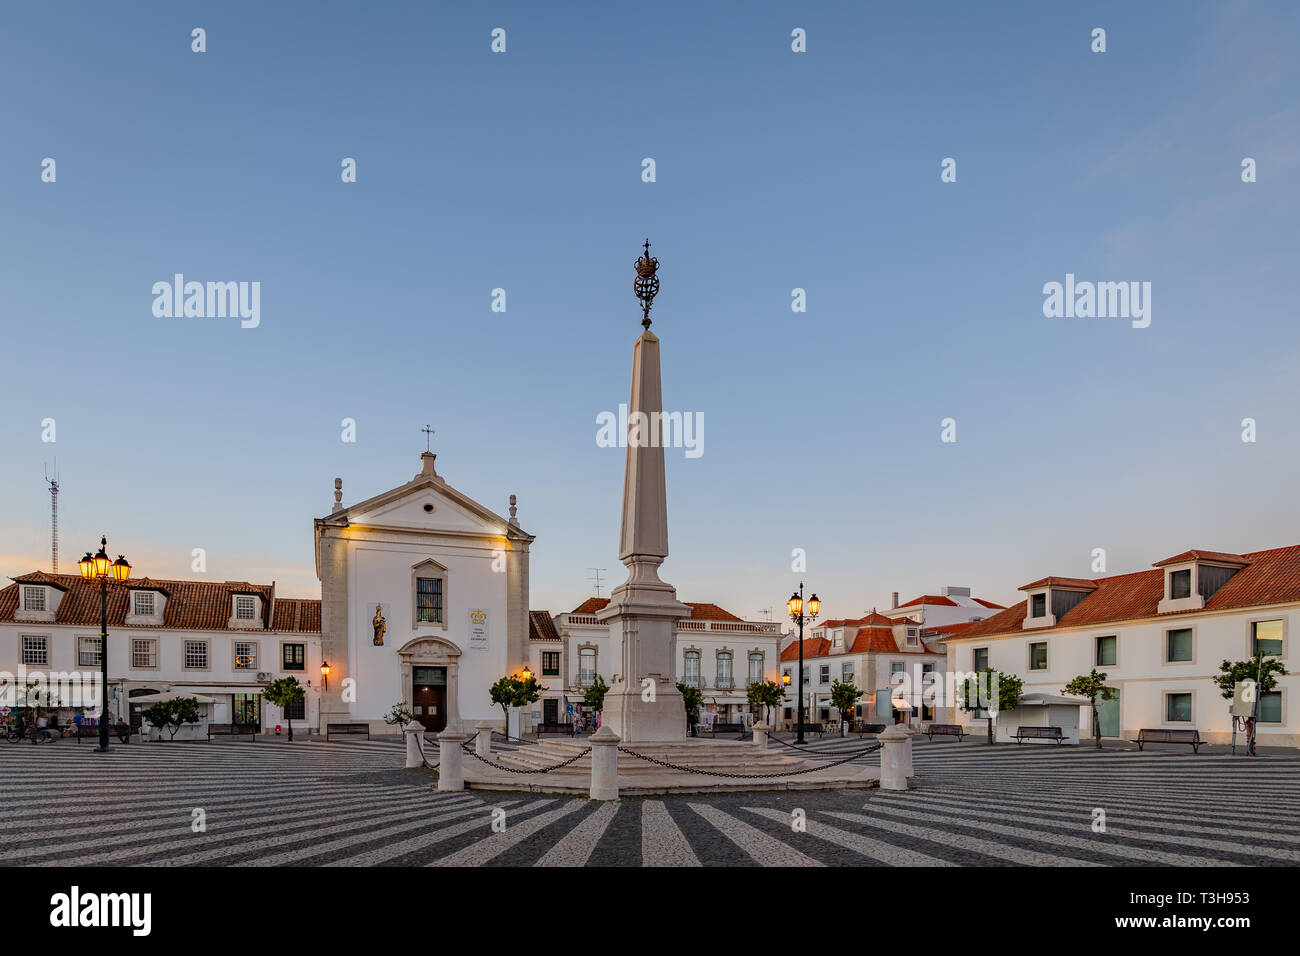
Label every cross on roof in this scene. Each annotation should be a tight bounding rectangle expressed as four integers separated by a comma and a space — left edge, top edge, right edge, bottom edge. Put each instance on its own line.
421, 425, 435, 453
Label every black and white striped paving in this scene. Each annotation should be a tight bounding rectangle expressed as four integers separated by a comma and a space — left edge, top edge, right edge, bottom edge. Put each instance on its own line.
1, 735, 1295, 866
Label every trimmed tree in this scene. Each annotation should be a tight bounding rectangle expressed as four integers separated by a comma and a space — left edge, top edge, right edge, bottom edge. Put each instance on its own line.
828, 680, 865, 736
383, 701, 416, 734
582, 675, 609, 713
263, 677, 306, 741
489, 673, 546, 733
676, 681, 704, 736
1214, 654, 1289, 753
746, 679, 785, 727
958, 668, 1024, 744
142, 697, 201, 741
1062, 669, 1116, 749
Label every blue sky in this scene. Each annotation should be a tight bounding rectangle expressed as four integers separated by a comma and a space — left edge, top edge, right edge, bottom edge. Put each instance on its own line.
2, 1, 1298, 622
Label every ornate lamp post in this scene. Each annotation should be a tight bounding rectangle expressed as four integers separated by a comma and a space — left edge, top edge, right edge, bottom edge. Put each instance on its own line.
78, 537, 131, 752
320, 660, 331, 692
786, 584, 821, 744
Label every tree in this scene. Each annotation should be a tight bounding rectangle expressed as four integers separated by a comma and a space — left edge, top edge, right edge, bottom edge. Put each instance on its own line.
19, 682, 54, 745
383, 701, 416, 734
582, 675, 609, 713
828, 680, 864, 736
1062, 669, 1116, 749
1214, 654, 1289, 754
676, 681, 704, 735
141, 697, 201, 741
746, 679, 784, 726
958, 668, 1024, 744
489, 673, 546, 731
263, 677, 306, 741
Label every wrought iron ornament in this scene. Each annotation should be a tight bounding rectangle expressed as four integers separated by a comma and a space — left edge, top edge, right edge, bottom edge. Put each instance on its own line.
634, 238, 660, 328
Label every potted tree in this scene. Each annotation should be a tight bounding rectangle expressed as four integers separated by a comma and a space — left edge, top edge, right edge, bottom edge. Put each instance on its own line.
263, 677, 306, 742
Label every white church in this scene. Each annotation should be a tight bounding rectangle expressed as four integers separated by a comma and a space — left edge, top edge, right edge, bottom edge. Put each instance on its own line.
314, 451, 534, 734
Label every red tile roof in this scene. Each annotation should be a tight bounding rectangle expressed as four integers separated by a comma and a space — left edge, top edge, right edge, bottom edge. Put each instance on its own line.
925, 621, 981, 638
2, 572, 320, 632
568, 597, 743, 622
529, 610, 560, 642
1152, 550, 1250, 567
897, 594, 958, 608
848, 626, 897, 653
952, 544, 1300, 639
1019, 576, 1098, 591
780, 638, 831, 661
972, 598, 1006, 609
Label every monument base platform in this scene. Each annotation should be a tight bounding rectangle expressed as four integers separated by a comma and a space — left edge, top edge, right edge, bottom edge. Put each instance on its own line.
457, 738, 881, 796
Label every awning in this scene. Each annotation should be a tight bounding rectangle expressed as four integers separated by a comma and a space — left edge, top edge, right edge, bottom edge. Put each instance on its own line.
130, 691, 217, 704
163, 686, 265, 696
891, 696, 914, 711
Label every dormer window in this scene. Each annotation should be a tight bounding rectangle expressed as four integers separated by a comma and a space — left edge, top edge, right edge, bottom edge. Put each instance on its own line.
235, 595, 256, 621
22, 587, 46, 612
133, 591, 155, 616
1030, 593, 1047, 617
1169, 569, 1192, 600
906, 628, 919, 646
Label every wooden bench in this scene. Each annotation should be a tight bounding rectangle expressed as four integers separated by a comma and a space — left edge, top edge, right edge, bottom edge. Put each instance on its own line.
207, 723, 257, 742
1012, 725, 1066, 744
325, 722, 370, 741
535, 722, 575, 736
855, 722, 887, 736
707, 722, 747, 738
75, 723, 131, 744
790, 722, 824, 738
1133, 728, 1204, 753
924, 723, 967, 742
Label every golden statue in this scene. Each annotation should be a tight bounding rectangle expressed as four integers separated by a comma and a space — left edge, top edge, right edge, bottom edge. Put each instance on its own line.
372, 604, 386, 646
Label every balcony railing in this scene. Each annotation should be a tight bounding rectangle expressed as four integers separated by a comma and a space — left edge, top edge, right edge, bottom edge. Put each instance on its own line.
679, 674, 702, 688
714, 676, 734, 690
577, 670, 597, 686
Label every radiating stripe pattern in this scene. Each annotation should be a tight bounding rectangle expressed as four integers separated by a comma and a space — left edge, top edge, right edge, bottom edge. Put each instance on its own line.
1, 736, 1295, 866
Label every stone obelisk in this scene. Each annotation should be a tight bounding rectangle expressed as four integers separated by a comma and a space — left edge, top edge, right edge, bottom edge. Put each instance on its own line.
595, 241, 690, 742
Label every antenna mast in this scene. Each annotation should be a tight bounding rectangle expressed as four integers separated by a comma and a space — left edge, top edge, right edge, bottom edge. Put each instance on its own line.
587, 567, 607, 600
44, 462, 60, 573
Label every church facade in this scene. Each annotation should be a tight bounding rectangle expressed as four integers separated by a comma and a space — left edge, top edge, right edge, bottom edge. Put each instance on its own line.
314, 451, 533, 734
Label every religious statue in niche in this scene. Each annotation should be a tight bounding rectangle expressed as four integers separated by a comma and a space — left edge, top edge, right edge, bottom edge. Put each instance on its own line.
372, 604, 386, 646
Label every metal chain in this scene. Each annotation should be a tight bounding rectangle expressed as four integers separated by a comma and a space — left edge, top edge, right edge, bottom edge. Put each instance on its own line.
414, 732, 438, 771
460, 744, 593, 774
769, 735, 883, 758
616, 743, 878, 778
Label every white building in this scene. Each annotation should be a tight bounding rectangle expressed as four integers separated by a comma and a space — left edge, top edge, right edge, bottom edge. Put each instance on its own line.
538, 598, 783, 726
0, 572, 321, 734
942, 546, 1300, 746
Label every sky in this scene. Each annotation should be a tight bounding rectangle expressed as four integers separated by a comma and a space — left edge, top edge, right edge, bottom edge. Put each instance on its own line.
1, 1, 1298, 625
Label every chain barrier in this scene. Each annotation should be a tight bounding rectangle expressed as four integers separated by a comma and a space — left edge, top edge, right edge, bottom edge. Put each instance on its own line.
769, 735, 884, 758
616, 743, 879, 778
460, 743, 594, 775
414, 732, 438, 771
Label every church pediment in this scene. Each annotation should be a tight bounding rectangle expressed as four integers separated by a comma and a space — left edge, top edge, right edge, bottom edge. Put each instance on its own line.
396, 636, 461, 659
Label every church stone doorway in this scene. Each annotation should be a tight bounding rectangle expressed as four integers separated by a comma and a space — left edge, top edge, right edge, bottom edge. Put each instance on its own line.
412, 666, 447, 732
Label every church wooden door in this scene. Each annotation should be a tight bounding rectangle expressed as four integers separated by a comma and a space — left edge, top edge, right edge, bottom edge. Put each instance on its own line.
412, 666, 447, 732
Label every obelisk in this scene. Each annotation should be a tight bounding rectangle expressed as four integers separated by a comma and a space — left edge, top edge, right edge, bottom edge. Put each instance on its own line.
595, 240, 690, 742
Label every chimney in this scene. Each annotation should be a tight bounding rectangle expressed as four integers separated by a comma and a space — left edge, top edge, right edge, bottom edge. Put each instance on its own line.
332, 478, 343, 513
419, 452, 438, 479
942, 586, 971, 599
891, 591, 899, 609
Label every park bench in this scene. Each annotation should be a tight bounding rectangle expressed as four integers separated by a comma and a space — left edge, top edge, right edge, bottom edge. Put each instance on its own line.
924, 723, 967, 742
707, 722, 747, 738
791, 722, 824, 738
535, 722, 575, 736
855, 722, 887, 736
325, 722, 370, 741
208, 723, 257, 742
1012, 725, 1066, 744
1133, 728, 1204, 753
75, 723, 131, 744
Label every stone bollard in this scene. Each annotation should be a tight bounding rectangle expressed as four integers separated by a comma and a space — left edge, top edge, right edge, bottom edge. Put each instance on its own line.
752, 721, 770, 751
405, 721, 428, 769
475, 720, 495, 758
588, 725, 620, 801
437, 728, 468, 792
877, 724, 913, 791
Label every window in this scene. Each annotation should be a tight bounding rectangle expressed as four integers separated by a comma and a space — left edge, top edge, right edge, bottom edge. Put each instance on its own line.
22, 587, 46, 612
282, 643, 305, 671
1166, 692, 1192, 722
1096, 635, 1117, 667
973, 647, 989, 672
717, 652, 733, 686
1030, 593, 1047, 617
579, 647, 596, 684
802, 665, 811, 685
906, 628, 918, 646
235, 595, 256, 620
132, 591, 155, 616
284, 697, 306, 721
748, 652, 763, 684
234, 641, 257, 669
1028, 641, 1048, 670
819, 664, 830, 684
22, 635, 48, 665
131, 639, 157, 669
416, 577, 443, 624
890, 661, 905, 684
184, 640, 209, 669
922, 662, 935, 681
78, 636, 102, 667
1252, 620, 1284, 657
1166, 628, 1193, 663
1169, 569, 1192, 600
541, 651, 560, 676
841, 662, 854, 682
1259, 691, 1282, 724
831, 631, 842, 649
683, 650, 700, 684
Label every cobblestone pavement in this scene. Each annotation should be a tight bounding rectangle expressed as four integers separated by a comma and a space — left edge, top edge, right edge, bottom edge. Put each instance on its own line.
2, 734, 1296, 866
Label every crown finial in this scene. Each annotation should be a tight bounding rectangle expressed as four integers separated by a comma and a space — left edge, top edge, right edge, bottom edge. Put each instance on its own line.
634, 238, 660, 329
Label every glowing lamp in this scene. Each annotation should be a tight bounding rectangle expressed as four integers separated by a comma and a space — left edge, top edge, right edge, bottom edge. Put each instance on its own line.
111, 555, 131, 582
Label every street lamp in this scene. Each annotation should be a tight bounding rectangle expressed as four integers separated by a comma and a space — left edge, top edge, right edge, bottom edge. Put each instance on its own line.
320, 661, 331, 691
78, 536, 130, 752
786, 583, 821, 744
